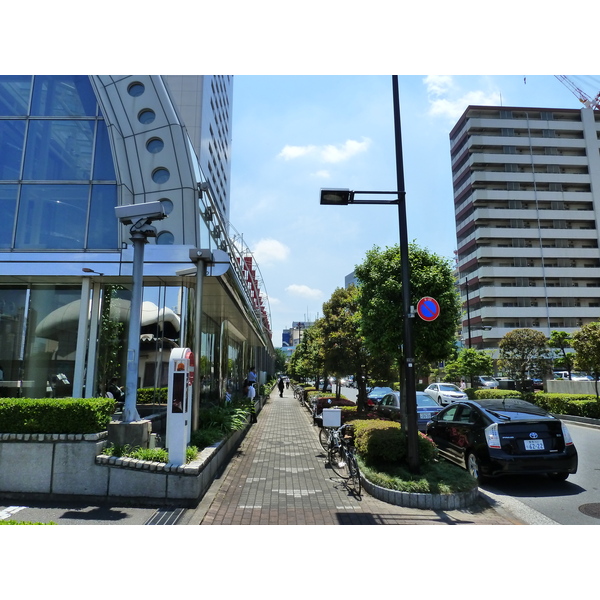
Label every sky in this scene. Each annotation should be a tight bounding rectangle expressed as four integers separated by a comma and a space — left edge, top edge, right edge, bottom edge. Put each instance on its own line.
228, 74, 598, 345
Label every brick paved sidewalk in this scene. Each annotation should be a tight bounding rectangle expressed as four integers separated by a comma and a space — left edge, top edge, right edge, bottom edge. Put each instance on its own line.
186, 385, 521, 525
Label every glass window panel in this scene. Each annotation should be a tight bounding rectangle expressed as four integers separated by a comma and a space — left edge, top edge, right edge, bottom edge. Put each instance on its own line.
24, 119, 95, 180
24, 285, 81, 398
16, 184, 88, 249
0, 286, 28, 395
30, 75, 97, 117
0, 185, 17, 248
0, 120, 25, 179
87, 184, 118, 249
93, 119, 116, 180
0, 75, 32, 116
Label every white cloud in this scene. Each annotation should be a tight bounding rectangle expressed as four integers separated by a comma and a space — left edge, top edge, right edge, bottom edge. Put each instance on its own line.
251, 238, 290, 266
424, 75, 501, 121
423, 75, 454, 97
285, 284, 323, 299
320, 138, 371, 163
278, 144, 317, 160
312, 169, 331, 179
277, 138, 371, 164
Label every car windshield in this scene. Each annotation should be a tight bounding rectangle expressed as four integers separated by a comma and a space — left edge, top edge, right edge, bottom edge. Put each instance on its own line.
369, 387, 392, 396
417, 394, 440, 407
440, 384, 461, 392
480, 377, 496, 382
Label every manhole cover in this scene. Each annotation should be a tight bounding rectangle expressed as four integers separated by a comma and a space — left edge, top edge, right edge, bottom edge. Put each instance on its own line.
578, 503, 600, 519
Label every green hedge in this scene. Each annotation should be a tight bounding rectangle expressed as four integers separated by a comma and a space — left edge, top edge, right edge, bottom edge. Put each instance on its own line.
532, 393, 600, 418
0, 397, 116, 434
351, 419, 437, 467
472, 388, 600, 419
471, 388, 523, 400
137, 387, 168, 404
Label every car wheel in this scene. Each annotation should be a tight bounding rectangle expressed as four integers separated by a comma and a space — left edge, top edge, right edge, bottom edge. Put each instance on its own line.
466, 452, 484, 483
437, 396, 444, 405
548, 472, 569, 481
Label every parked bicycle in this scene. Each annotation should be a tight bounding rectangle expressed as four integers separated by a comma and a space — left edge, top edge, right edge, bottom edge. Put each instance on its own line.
319, 422, 341, 452
326, 423, 361, 496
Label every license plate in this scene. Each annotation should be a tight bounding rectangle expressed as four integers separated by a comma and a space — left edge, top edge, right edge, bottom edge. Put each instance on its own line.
524, 439, 545, 451
420, 412, 432, 420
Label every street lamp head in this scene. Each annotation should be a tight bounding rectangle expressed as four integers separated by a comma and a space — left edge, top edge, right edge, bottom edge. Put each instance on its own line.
319, 189, 352, 205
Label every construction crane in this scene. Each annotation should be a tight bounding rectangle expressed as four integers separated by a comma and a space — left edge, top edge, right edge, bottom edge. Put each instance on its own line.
555, 75, 600, 110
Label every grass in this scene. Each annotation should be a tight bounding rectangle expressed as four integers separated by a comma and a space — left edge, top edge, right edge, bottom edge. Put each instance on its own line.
358, 456, 478, 494
102, 444, 199, 464
0, 520, 56, 525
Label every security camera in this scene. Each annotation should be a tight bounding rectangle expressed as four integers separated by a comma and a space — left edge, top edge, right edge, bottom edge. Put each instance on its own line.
115, 201, 167, 225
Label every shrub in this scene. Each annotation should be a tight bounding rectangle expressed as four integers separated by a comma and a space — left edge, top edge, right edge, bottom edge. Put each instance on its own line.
352, 419, 437, 467
0, 397, 116, 434
137, 387, 168, 404
189, 426, 225, 449
197, 402, 249, 433
473, 388, 523, 400
533, 393, 600, 418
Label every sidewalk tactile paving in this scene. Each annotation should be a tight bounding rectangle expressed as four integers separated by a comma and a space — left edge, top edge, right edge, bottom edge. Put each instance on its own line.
197, 387, 519, 525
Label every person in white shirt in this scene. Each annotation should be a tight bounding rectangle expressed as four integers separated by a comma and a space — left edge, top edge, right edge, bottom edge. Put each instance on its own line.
244, 380, 257, 423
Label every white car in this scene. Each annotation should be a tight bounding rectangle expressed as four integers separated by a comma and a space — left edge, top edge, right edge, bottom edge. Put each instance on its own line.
424, 383, 468, 406
475, 375, 499, 389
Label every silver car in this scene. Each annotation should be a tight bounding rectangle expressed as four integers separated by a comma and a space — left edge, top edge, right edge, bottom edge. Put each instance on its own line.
424, 383, 468, 406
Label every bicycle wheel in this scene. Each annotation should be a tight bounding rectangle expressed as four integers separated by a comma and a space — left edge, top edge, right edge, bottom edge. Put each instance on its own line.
348, 453, 361, 495
319, 427, 331, 451
328, 446, 351, 479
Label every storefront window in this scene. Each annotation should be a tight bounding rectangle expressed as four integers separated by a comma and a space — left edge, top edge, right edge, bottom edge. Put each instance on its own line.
24, 285, 82, 398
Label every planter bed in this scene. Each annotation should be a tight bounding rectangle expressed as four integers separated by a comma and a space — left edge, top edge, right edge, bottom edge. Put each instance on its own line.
0, 421, 250, 507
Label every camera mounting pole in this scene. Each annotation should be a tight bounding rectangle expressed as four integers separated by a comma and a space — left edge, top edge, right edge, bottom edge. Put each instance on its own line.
115, 202, 167, 423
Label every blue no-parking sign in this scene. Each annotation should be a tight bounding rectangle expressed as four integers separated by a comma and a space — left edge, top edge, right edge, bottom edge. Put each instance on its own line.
417, 297, 440, 322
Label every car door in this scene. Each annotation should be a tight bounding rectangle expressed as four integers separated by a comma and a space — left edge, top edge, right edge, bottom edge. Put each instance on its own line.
377, 393, 394, 419
425, 384, 438, 401
443, 404, 478, 464
428, 404, 461, 461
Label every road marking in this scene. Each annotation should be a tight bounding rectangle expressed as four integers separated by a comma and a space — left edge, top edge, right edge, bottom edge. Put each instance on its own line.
0, 506, 27, 521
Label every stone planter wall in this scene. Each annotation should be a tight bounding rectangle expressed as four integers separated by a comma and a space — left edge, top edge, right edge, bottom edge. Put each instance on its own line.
361, 474, 479, 509
0, 423, 250, 506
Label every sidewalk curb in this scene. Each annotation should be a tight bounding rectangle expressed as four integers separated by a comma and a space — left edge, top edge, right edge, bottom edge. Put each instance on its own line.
361, 474, 479, 509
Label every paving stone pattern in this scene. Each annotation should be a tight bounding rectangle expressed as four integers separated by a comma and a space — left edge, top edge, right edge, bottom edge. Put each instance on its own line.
197, 387, 519, 525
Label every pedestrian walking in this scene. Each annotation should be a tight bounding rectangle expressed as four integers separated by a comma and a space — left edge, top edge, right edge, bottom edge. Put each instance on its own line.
277, 376, 285, 397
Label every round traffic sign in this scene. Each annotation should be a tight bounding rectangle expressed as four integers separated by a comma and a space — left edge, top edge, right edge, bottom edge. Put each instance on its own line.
417, 297, 440, 322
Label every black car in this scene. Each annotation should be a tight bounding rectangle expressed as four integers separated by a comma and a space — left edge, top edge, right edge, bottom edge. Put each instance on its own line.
426, 398, 578, 482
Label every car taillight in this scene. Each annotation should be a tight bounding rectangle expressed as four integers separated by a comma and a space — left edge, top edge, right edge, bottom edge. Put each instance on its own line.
485, 423, 501, 449
561, 422, 574, 446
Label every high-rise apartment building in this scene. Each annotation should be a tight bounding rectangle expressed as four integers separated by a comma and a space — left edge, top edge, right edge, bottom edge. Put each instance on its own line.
451, 105, 600, 354
163, 76, 232, 221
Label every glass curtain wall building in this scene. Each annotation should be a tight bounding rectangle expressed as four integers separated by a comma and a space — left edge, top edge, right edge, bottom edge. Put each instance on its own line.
0, 75, 274, 407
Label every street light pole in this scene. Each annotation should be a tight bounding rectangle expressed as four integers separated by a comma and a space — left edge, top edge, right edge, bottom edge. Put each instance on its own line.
392, 76, 419, 474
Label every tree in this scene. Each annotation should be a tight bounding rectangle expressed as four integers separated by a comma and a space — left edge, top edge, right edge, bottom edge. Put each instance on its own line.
548, 330, 574, 378
273, 348, 288, 374
571, 322, 600, 398
498, 328, 551, 384
354, 242, 462, 388
444, 347, 494, 387
320, 285, 371, 411
288, 321, 324, 385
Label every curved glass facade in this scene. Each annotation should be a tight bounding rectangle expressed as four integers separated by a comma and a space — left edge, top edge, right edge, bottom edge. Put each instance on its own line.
0, 75, 118, 250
